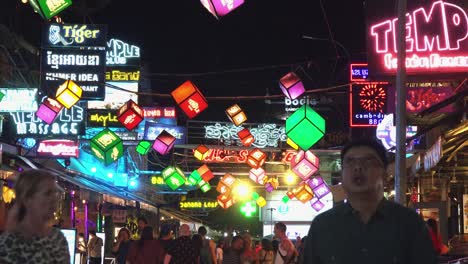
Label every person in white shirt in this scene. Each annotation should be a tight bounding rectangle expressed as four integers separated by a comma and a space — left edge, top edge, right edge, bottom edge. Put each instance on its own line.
273, 223, 297, 264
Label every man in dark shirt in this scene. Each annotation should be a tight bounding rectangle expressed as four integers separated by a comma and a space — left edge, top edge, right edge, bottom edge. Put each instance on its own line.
303, 140, 437, 264
222, 236, 244, 264
165, 224, 198, 264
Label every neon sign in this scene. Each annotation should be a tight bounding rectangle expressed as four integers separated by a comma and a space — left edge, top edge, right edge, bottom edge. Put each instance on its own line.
350, 63, 369, 81
105, 69, 140, 82
87, 110, 123, 128
37, 139, 79, 158
143, 107, 176, 118
106, 39, 140, 66
43, 24, 107, 48
368, 0, 468, 75
180, 199, 219, 211
350, 83, 389, 127
0, 88, 38, 112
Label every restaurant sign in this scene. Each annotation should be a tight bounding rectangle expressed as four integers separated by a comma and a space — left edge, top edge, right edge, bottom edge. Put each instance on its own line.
179, 198, 219, 211
37, 139, 79, 158
0, 88, 38, 112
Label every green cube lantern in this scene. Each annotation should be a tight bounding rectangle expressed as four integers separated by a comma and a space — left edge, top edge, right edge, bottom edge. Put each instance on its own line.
188, 170, 203, 185
198, 180, 211, 193
90, 128, 124, 166
286, 105, 325, 150
162, 166, 186, 190
136, 141, 151, 155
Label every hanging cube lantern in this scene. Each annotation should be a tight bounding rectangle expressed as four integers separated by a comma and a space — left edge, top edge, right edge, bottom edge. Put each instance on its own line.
307, 176, 325, 189
279, 72, 305, 100
171, 80, 208, 119
256, 196, 267, 207
226, 104, 247, 126
162, 166, 186, 190
0, 90, 5, 102
152, 130, 176, 155
117, 99, 144, 130
294, 182, 314, 203
286, 138, 299, 150
199, 181, 212, 193
282, 195, 290, 204
313, 183, 331, 199
251, 192, 260, 201
264, 182, 274, 193
237, 128, 255, 147
290, 150, 319, 180
265, 177, 279, 189
55, 80, 83, 109
136, 141, 152, 155
249, 168, 266, 184
286, 105, 325, 151
90, 128, 124, 166
216, 173, 236, 195
200, 0, 245, 19
286, 191, 295, 199
194, 144, 210, 161
246, 149, 267, 169
311, 198, 325, 212
197, 164, 214, 182
36, 97, 63, 124
188, 170, 203, 185
217, 194, 236, 209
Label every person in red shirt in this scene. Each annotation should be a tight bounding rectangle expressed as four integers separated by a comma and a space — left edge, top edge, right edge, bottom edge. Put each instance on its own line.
127, 226, 165, 264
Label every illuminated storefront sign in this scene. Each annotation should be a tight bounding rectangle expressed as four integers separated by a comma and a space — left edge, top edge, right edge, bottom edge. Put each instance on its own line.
405, 82, 455, 113
367, 0, 468, 76
143, 107, 176, 118
42, 23, 107, 48
106, 38, 140, 66
350, 82, 389, 127
143, 123, 186, 145
204, 123, 287, 148
87, 110, 123, 128
105, 68, 140, 82
87, 82, 138, 109
37, 139, 79, 158
350, 63, 369, 81
376, 114, 418, 152
0, 88, 38, 112
424, 137, 442, 171
284, 95, 334, 113
8, 99, 85, 137
201, 149, 250, 163
179, 199, 219, 211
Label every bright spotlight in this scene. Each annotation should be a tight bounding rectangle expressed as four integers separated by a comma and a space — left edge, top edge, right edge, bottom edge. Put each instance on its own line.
234, 181, 250, 199
285, 171, 298, 185
90, 167, 97, 173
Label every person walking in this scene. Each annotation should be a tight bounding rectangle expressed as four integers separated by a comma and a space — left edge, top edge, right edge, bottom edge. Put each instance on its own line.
77, 233, 88, 264
303, 139, 437, 263
223, 236, 244, 264
273, 223, 297, 264
199, 226, 217, 264
0, 169, 70, 264
258, 239, 274, 264
88, 230, 103, 264
164, 224, 199, 264
216, 240, 225, 264
112, 227, 132, 264
241, 233, 259, 264
127, 226, 165, 264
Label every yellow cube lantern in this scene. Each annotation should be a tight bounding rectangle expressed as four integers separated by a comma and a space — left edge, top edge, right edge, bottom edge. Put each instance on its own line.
295, 182, 314, 203
226, 104, 247, 126
56, 80, 83, 109
286, 138, 299, 150
256, 196, 267, 207
194, 144, 210, 161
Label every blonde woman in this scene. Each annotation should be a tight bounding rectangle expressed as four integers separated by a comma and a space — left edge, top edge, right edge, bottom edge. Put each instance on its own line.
0, 169, 70, 263
241, 233, 259, 264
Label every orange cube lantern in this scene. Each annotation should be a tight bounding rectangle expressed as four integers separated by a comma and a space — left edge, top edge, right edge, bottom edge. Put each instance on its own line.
294, 182, 314, 203
217, 194, 236, 209
216, 173, 236, 195
246, 149, 267, 169
194, 144, 210, 161
237, 128, 255, 147
117, 99, 144, 130
226, 104, 247, 126
171, 80, 208, 119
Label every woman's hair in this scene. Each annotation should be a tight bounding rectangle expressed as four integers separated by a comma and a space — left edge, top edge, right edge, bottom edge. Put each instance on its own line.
138, 226, 154, 248
261, 239, 273, 251
119, 228, 131, 239
14, 169, 55, 222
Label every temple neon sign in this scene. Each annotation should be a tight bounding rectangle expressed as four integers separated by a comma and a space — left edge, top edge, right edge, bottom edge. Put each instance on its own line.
369, 0, 468, 73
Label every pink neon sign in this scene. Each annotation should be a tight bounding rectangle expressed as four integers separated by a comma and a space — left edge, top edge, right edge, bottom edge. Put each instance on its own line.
37, 139, 79, 158
369, 0, 468, 74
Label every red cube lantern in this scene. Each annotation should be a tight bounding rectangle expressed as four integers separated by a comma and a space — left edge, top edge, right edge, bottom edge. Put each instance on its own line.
279, 72, 305, 100
36, 97, 63, 124
197, 164, 214, 182
171, 80, 208, 119
246, 149, 266, 169
226, 104, 247, 126
152, 130, 176, 155
217, 194, 236, 209
194, 144, 210, 161
237, 128, 255, 147
290, 150, 319, 181
117, 99, 144, 130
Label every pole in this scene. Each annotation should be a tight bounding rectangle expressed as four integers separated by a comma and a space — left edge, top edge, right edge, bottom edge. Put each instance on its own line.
395, 0, 407, 205
267, 208, 276, 235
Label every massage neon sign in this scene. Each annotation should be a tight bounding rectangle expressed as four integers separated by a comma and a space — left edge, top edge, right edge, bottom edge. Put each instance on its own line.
369, 0, 468, 74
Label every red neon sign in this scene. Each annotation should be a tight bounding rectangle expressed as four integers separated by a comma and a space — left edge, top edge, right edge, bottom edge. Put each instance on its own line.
369, 0, 468, 74
37, 139, 79, 157
143, 107, 176, 118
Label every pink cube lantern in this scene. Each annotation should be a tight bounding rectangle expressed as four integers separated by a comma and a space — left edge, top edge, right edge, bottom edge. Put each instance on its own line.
249, 168, 266, 184
279, 72, 305, 100
291, 150, 319, 180
311, 199, 325, 212
36, 97, 64, 124
200, 0, 245, 19
152, 130, 176, 155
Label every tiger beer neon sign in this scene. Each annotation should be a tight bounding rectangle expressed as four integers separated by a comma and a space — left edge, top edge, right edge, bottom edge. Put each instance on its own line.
369, 0, 468, 73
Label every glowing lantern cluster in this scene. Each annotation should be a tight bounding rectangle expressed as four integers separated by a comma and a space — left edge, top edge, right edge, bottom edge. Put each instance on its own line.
293, 182, 314, 203
237, 128, 255, 147
226, 104, 247, 126
56, 80, 83, 109
188, 164, 214, 191
136, 141, 151, 155
216, 173, 236, 195
308, 176, 331, 199
200, 0, 245, 19
246, 149, 267, 169
171, 80, 208, 119
162, 166, 186, 191
90, 128, 124, 166
153, 130, 176, 155
36, 97, 64, 124
194, 145, 210, 161
290, 150, 319, 180
249, 167, 266, 184
286, 105, 325, 150
117, 99, 144, 130
279, 72, 305, 100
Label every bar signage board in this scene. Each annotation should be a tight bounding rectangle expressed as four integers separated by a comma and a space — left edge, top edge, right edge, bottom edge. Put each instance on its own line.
37, 139, 79, 158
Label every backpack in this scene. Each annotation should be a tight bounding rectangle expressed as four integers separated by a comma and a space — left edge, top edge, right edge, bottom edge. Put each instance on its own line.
200, 239, 213, 264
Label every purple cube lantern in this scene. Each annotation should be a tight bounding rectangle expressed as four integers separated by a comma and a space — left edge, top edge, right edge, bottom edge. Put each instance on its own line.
265, 182, 274, 193
311, 199, 325, 212
152, 130, 176, 155
313, 183, 331, 199
200, 0, 245, 19
279, 72, 305, 100
308, 176, 324, 189
36, 97, 64, 124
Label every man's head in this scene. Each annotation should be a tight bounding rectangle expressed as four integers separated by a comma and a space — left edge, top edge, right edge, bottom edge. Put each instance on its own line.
341, 139, 388, 196
274, 222, 287, 238
160, 224, 172, 238
179, 224, 191, 237
137, 216, 148, 232
89, 230, 97, 238
231, 236, 245, 252
198, 226, 207, 237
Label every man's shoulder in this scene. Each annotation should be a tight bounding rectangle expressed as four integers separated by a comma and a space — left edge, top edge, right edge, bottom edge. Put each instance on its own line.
313, 203, 347, 223
384, 200, 425, 223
